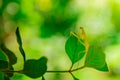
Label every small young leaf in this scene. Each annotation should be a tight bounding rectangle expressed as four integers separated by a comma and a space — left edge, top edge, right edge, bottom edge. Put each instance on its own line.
85, 46, 108, 71
0, 44, 17, 66
0, 60, 8, 70
65, 32, 85, 64
16, 27, 26, 62
79, 27, 89, 53
0, 71, 4, 80
23, 57, 47, 78
42, 76, 45, 80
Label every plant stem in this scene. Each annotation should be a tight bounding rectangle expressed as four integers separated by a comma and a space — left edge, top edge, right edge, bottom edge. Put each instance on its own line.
70, 72, 74, 78
1, 66, 85, 74
71, 65, 85, 72
2, 70, 23, 73
46, 70, 69, 73
69, 64, 73, 71
46, 65, 85, 73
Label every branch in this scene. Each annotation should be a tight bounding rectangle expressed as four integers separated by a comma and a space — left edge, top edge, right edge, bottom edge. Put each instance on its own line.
2, 70, 23, 73
46, 65, 85, 73
1, 66, 85, 74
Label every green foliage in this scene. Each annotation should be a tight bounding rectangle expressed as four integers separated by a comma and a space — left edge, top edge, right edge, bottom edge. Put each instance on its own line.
4, 76, 10, 80
72, 75, 79, 80
0, 44, 17, 66
0, 71, 4, 80
42, 76, 45, 80
16, 27, 26, 62
0, 49, 7, 61
73, 77, 79, 80
6, 66, 14, 78
0, 60, 8, 70
65, 32, 85, 64
23, 57, 47, 78
0, 27, 48, 80
16, 27, 22, 47
85, 46, 108, 71
19, 47, 26, 62
0, 27, 109, 80
39, 0, 79, 38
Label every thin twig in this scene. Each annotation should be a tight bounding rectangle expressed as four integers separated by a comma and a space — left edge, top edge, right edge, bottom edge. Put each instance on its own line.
69, 64, 73, 72
71, 65, 85, 72
46, 65, 85, 73
2, 70, 23, 73
1, 66, 85, 74
46, 70, 69, 73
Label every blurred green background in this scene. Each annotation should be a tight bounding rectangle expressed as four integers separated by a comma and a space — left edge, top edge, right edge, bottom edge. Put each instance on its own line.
0, 0, 120, 80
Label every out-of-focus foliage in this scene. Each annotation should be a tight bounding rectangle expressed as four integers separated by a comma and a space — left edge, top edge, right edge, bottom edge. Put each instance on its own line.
39, 0, 80, 37
0, 60, 8, 70
0, 0, 120, 80
111, 1, 120, 32
0, 0, 80, 39
0, 71, 4, 80
0, 0, 26, 45
0, 49, 7, 61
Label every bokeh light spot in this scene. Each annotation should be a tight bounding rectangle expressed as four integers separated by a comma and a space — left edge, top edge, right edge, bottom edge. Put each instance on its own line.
37, 0, 53, 12
6, 2, 19, 15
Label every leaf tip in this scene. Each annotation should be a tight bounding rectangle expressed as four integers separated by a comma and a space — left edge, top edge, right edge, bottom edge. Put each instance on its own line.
16, 27, 19, 33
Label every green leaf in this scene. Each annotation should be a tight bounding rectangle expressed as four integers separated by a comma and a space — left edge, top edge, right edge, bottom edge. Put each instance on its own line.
23, 57, 47, 78
85, 46, 108, 71
16, 27, 22, 46
0, 49, 7, 61
96, 63, 108, 71
42, 76, 45, 80
0, 44, 17, 66
0, 71, 4, 80
0, 60, 8, 70
19, 46, 26, 62
16, 27, 26, 62
65, 33, 85, 64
